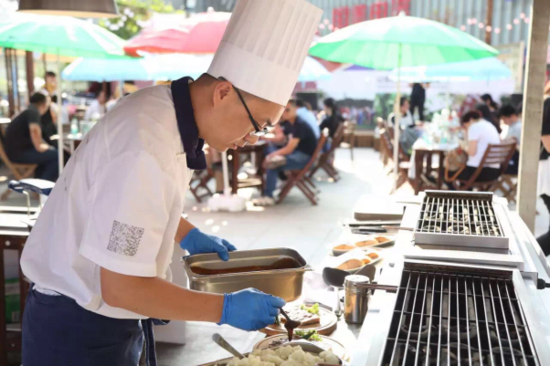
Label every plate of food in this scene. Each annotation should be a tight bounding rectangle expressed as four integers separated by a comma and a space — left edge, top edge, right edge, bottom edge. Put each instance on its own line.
354, 235, 394, 248
331, 235, 394, 256
202, 343, 342, 366
262, 303, 338, 336
333, 249, 383, 274
254, 332, 349, 361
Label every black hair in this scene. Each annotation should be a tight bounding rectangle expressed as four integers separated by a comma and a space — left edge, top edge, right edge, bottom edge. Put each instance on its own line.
295, 100, 306, 108
46, 71, 56, 78
461, 110, 481, 124
476, 103, 493, 122
498, 104, 517, 118
400, 96, 408, 107
481, 93, 498, 109
324, 98, 337, 115
287, 99, 297, 107
30, 92, 47, 105
516, 103, 523, 116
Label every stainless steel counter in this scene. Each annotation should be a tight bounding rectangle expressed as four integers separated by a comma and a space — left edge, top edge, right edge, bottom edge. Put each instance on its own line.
350, 200, 550, 366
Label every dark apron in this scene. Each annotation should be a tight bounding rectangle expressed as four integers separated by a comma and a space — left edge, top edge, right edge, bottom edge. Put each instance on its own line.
23, 287, 165, 366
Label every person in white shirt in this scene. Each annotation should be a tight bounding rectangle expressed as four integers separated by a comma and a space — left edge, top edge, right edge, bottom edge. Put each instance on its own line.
388, 96, 414, 130
499, 104, 521, 174
84, 90, 108, 121
448, 110, 501, 184
20, 1, 322, 365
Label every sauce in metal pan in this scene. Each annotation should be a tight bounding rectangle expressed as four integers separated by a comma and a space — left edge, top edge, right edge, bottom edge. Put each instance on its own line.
191, 257, 301, 275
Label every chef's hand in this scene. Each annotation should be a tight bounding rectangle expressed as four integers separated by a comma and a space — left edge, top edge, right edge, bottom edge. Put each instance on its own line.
219, 288, 285, 331
180, 228, 236, 261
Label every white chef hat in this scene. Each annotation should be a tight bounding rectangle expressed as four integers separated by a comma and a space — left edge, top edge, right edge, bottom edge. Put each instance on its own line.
207, 0, 323, 106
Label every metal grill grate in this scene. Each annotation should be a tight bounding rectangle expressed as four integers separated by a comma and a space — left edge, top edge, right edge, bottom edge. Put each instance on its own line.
381, 266, 539, 366
417, 195, 504, 238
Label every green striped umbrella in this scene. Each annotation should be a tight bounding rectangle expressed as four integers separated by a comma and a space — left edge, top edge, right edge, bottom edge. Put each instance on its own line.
0, 13, 128, 174
309, 14, 498, 69
310, 14, 499, 191
0, 13, 126, 58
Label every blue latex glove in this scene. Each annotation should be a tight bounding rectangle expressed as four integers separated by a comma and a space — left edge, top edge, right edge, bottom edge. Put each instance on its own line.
180, 228, 237, 261
219, 288, 286, 331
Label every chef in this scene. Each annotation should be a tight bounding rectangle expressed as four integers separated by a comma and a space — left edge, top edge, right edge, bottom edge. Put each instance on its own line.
20, 0, 322, 365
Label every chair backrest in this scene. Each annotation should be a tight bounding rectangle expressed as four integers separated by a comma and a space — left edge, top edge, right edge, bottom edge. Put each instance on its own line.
461, 142, 516, 187
324, 122, 347, 157
480, 142, 517, 173
298, 129, 329, 176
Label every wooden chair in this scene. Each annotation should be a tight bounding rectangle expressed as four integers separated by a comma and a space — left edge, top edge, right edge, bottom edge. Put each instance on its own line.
189, 169, 214, 203
0, 139, 37, 200
278, 132, 328, 205
381, 127, 411, 191
340, 121, 356, 163
493, 174, 518, 203
447, 142, 517, 191
308, 123, 347, 182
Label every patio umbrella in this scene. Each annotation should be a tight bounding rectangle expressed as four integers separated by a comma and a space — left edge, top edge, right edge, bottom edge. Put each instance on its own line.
309, 13, 499, 191
0, 13, 128, 173
123, 11, 231, 57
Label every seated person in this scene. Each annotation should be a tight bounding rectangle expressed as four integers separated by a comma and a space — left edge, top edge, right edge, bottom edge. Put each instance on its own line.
320, 98, 344, 138
499, 104, 521, 174
388, 96, 414, 130
84, 90, 108, 121
4, 92, 59, 182
448, 111, 501, 186
257, 99, 318, 206
296, 100, 320, 139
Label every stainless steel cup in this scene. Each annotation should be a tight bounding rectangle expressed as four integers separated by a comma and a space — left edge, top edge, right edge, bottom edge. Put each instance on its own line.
344, 275, 370, 324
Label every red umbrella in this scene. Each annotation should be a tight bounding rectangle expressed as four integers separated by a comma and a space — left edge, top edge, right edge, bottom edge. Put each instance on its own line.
124, 11, 231, 56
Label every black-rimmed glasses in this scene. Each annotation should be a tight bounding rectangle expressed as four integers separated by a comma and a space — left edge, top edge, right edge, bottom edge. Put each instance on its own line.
233, 86, 269, 137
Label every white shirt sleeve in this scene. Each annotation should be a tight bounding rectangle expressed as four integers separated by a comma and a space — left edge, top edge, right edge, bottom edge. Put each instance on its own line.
79, 150, 177, 277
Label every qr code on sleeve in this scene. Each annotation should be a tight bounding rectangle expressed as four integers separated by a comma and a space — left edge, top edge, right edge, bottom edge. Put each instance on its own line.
107, 220, 144, 257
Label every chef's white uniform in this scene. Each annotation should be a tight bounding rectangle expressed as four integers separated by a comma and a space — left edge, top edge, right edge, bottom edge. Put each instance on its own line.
21, 84, 192, 319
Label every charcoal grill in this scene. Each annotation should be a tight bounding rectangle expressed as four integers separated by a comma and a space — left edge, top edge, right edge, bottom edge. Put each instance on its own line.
381, 262, 539, 366
415, 191, 509, 250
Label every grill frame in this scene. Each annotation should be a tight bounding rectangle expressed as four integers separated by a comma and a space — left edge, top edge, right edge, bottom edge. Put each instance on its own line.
380, 262, 540, 366
414, 191, 509, 250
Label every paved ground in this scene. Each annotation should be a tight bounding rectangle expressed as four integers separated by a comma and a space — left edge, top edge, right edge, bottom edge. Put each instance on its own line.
1, 147, 548, 365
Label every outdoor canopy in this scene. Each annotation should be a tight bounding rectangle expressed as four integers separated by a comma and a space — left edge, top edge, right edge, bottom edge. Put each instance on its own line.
389, 57, 512, 82
61, 55, 331, 83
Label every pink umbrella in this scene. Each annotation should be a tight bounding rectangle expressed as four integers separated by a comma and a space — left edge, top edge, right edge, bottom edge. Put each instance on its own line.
124, 11, 231, 56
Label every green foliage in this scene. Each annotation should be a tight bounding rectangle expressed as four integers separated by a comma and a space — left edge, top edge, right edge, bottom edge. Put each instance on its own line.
99, 0, 184, 40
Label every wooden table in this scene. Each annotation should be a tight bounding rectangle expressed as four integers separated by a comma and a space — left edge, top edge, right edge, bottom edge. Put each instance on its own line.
411, 140, 458, 194
229, 141, 267, 195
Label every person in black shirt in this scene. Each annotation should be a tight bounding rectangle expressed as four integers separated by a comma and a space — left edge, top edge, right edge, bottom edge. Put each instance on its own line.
320, 98, 344, 139
258, 100, 317, 205
410, 82, 429, 121
4, 92, 59, 182
537, 86, 550, 256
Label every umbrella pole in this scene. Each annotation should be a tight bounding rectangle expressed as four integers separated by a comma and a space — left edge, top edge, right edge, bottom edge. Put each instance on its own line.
393, 44, 402, 193
56, 51, 64, 174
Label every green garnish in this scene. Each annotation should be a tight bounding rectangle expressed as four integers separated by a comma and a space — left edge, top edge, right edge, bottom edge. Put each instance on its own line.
295, 329, 322, 341
300, 303, 320, 316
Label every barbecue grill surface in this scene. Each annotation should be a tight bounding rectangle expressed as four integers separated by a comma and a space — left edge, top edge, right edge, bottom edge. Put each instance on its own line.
381, 263, 539, 366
